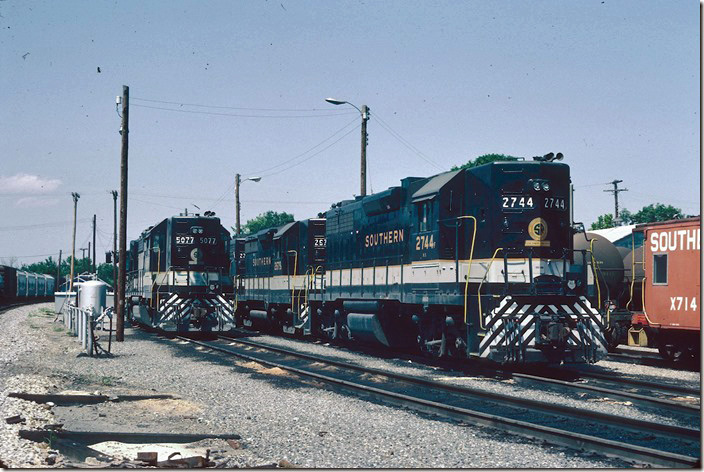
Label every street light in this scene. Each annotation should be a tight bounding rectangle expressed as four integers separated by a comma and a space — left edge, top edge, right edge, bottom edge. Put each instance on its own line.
235, 174, 262, 236
325, 97, 370, 197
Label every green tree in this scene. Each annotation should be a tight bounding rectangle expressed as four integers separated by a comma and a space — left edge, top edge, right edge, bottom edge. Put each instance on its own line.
233, 210, 295, 236
97, 263, 115, 287
590, 214, 617, 230
630, 203, 683, 224
452, 153, 519, 171
590, 203, 684, 230
21, 256, 59, 276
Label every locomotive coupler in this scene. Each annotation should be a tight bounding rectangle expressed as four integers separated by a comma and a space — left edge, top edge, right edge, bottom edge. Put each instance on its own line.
536, 314, 572, 347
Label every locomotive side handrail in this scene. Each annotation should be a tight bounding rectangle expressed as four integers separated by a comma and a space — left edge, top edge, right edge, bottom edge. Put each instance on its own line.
476, 247, 504, 330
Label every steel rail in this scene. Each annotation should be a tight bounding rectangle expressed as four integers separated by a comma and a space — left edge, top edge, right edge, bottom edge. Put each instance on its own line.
606, 352, 700, 371
569, 370, 700, 397
176, 335, 699, 468
511, 372, 699, 415
218, 336, 698, 440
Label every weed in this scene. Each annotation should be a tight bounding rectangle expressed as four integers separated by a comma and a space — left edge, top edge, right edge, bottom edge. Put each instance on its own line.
101, 376, 117, 386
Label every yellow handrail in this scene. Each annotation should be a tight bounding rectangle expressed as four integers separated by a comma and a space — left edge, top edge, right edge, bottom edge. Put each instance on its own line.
304, 265, 323, 315
626, 232, 636, 311
233, 275, 242, 313
458, 216, 477, 326
288, 250, 298, 316
589, 238, 601, 311
477, 247, 504, 330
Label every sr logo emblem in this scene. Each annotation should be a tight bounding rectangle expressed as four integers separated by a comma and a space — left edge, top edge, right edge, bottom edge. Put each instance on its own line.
528, 217, 548, 241
189, 248, 203, 265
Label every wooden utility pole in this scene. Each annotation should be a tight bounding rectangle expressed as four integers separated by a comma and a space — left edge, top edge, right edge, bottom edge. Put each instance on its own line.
56, 249, 62, 289
116, 85, 129, 342
604, 179, 628, 222
360, 105, 369, 197
92, 214, 96, 273
69, 192, 80, 292
111, 190, 118, 292
235, 173, 241, 235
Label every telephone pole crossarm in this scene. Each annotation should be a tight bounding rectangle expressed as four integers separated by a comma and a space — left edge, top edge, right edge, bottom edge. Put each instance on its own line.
603, 179, 628, 221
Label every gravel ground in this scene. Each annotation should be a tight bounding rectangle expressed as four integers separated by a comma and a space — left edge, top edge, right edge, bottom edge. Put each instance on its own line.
0, 303, 681, 468
229, 332, 700, 429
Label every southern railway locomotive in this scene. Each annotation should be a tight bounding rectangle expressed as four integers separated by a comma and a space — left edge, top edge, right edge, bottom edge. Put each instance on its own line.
234, 156, 608, 364
126, 212, 235, 331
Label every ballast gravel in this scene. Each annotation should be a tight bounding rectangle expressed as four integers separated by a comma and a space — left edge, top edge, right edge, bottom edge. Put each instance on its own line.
0, 303, 682, 468
243, 332, 700, 429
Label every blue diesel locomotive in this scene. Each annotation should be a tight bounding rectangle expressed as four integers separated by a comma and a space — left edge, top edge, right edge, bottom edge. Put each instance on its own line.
233, 156, 608, 364
125, 212, 235, 331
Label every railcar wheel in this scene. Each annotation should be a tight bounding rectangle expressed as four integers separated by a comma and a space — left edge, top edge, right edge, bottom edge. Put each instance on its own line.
658, 342, 682, 362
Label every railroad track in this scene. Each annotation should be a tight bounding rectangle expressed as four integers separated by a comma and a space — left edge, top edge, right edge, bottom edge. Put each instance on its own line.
244, 330, 699, 415
165, 332, 699, 468
0, 301, 45, 314
606, 350, 700, 372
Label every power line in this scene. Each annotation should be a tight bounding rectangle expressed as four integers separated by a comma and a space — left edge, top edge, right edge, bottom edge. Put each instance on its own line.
0, 252, 60, 260
249, 117, 359, 175
574, 181, 611, 189
373, 113, 445, 171
132, 103, 358, 119
132, 97, 348, 113
259, 124, 361, 178
0, 218, 92, 232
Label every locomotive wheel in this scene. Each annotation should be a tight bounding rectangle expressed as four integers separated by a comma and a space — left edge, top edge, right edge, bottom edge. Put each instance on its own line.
604, 326, 621, 352
319, 311, 339, 342
419, 330, 447, 358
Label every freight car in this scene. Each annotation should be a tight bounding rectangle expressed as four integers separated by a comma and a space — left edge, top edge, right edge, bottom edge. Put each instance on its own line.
629, 217, 700, 360
234, 155, 608, 365
575, 217, 700, 361
125, 212, 235, 331
0, 265, 55, 306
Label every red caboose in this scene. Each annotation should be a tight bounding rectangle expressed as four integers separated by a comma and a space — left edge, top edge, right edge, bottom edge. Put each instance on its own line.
629, 217, 700, 360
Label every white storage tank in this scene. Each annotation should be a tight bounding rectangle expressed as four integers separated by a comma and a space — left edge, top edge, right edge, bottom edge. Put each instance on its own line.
77, 280, 107, 318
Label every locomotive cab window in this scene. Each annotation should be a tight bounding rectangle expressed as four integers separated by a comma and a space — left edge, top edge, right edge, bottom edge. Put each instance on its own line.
653, 254, 668, 285
417, 201, 432, 232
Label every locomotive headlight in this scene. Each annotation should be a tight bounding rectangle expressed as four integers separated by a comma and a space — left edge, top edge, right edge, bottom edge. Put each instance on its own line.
567, 280, 576, 290
533, 181, 541, 191
542, 182, 550, 191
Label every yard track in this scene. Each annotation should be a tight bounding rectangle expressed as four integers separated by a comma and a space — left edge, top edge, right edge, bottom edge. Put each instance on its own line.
164, 332, 699, 468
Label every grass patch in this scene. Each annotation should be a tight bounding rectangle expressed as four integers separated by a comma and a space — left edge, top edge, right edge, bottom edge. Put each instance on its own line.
53, 326, 64, 332
29, 324, 39, 330
101, 376, 118, 386
28, 308, 54, 318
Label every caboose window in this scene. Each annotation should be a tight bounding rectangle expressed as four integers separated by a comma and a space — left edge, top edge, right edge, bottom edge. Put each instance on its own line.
653, 254, 668, 285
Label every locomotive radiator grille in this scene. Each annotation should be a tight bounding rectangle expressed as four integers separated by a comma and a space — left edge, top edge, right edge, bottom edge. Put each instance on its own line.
478, 296, 607, 363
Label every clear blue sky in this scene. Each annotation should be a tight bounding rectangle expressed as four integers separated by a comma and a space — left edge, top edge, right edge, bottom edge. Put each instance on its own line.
0, 0, 699, 265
